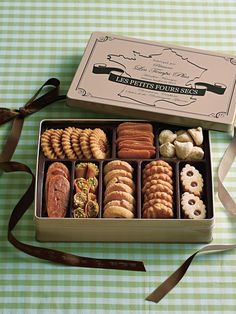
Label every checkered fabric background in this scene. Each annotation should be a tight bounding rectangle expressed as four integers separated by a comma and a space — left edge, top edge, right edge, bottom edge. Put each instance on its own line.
0, 1, 236, 313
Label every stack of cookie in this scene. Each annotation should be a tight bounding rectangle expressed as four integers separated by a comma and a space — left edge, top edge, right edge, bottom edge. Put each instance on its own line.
158, 127, 204, 160
142, 160, 174, 218
103, 160, 136, 218
116, 122, 156, 159
41, 127, 110, 160
180, 164, 206, 219
73, 162, 99, 218
44, 162, 70, 218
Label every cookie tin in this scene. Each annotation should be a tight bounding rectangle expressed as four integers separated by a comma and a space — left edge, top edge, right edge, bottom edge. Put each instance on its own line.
67, 32, 236, 132
34, 119, 214, 243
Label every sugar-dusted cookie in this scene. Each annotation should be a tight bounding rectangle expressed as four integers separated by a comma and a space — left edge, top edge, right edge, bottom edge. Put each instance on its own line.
176, 130, 194, 143
188, 146, 204, 160
188, 127, 203, 146
180, 164, 203, 196
174, 140, 193, 160
181, 192, 206, 219
160, 142, 176, 158
158, 129, 177, 144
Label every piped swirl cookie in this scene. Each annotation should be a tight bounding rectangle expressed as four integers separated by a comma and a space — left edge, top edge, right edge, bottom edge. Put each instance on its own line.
142, 160, 174, 218
40, 127, 110, 160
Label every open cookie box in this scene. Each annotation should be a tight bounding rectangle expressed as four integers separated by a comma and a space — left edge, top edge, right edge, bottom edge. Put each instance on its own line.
35, 119, 214, 242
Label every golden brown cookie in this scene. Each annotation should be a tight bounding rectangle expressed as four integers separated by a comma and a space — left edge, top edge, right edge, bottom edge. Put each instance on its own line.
144, 183, 173, 196
104, 200, 135, 213
80, 128, 93, 159
90, 128, 109, 159
144, 160, 172, 172
143, 173, 173, 186
104, 160, 133, 175
142, 179, 173, 193
51, 129, 66, 159
143, 203, 174, 218
71, 128, 84, 159
143, 165, 173, 180
106, 176, 135, 192
104, 183, 133, 197
142, 198, 173, 211
144, 191, 173, 203
61, 127, 77, 159
103, 206, 134, 218
104, 191, 136, 206
104, 169, 132, 186
41, 129, 57, 159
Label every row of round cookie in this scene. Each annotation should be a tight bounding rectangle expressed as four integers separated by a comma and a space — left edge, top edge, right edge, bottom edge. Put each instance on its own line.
40, 124, 206, 161
42, 160, 209, 219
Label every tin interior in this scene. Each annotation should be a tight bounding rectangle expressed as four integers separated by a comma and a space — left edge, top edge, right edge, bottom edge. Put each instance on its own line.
36, 120, 214, 220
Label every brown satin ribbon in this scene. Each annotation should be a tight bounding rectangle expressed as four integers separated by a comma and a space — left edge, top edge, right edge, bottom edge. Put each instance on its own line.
1, 78, 236, 301
146, 127, 236, 303
0, 78, 145, 272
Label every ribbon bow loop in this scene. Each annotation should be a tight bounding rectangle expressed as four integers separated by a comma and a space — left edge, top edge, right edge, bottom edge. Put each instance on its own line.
0, 77, 62, 126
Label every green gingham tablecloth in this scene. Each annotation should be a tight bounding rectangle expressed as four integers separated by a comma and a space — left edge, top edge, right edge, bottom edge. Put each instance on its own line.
1, 1, 236, 313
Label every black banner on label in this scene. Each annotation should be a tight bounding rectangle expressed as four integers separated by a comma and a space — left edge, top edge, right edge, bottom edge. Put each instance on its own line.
92, 64, 226, 96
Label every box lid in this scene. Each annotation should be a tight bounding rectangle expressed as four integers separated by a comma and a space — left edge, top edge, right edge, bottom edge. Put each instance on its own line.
67, 32, 236, 132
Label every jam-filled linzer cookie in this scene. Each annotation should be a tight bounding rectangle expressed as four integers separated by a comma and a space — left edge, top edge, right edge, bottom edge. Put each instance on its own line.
116, 122, 156, 159
180, 164, 203, 196
142, 160, 174, 218
181, 192, 206, 219
103, 160, 136, 218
